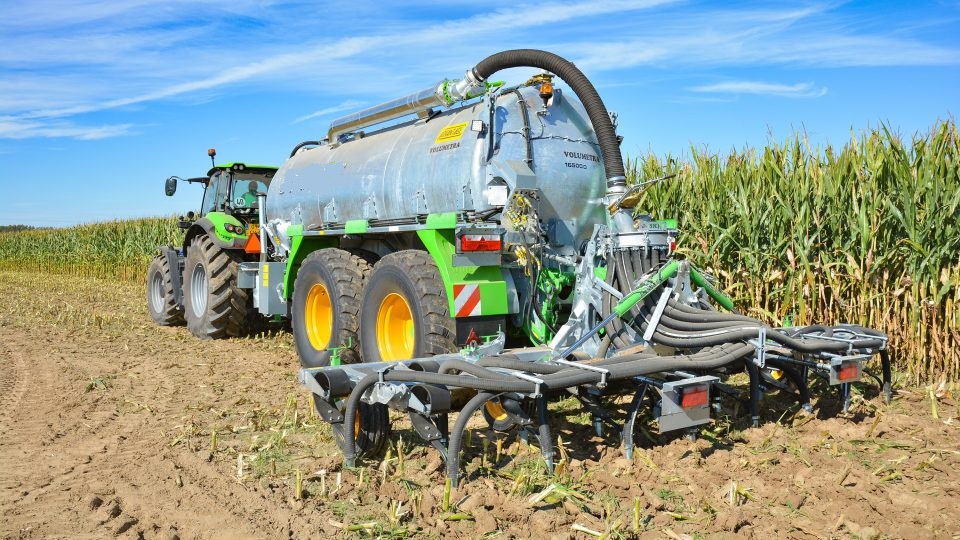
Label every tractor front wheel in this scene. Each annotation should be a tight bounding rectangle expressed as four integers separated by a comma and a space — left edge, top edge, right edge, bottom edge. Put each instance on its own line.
182, 234, 249, 339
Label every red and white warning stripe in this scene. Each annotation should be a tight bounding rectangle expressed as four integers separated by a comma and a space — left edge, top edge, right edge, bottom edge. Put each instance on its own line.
453, 284, 481, 317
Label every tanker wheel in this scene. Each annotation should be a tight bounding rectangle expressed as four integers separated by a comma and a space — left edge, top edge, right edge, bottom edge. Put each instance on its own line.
292, 249, 369, 368
182, 234, 249, 339
146, 253, 184, 326
359, 250, 457, 363
324, 397, 390, 459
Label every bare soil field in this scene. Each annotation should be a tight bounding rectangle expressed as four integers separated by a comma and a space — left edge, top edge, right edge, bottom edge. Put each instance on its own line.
1, 271, 958, 539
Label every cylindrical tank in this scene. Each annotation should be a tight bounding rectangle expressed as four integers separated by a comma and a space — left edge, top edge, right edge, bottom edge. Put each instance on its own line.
267, 85, 608, 252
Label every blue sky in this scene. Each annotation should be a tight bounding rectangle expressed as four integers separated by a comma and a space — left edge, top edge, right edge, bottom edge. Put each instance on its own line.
1, 0, 957, 226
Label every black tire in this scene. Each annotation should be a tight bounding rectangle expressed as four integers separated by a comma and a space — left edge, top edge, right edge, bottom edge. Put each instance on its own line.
146, 254, 184, 326
182, 234, 249, 339
326, 399, 390, 459
292, 249, 369, 368
359, 250, 457, 363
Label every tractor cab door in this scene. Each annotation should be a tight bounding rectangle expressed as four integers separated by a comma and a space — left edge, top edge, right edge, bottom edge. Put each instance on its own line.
199, 172, 225, 217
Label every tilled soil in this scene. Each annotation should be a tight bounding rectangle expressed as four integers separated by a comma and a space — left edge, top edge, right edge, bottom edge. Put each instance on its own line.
1, 271, 958, 539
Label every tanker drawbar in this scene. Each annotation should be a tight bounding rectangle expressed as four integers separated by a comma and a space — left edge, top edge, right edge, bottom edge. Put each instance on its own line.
151, 50, 893, 486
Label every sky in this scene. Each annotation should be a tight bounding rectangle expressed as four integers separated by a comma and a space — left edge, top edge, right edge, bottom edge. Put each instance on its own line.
1, 0, 958, 227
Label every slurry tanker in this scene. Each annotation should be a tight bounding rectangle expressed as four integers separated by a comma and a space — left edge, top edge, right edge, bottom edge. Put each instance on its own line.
149, 50, 891, 483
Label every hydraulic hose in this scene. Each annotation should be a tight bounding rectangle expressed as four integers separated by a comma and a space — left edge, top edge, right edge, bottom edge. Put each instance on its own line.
446, 391, 496, 485
437, 359, 519, 380
289, 140, 320, 157
640, 304, 886, 352
666, 298, 760, 324
470, 49, 626, 189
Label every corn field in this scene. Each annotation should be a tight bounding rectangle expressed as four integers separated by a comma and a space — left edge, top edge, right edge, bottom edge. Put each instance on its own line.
631, 119, 959, 383
0, 216, 181, 281
0, 121, 957, 381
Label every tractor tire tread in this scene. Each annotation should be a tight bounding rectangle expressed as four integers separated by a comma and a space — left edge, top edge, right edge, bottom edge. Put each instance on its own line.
147, 254, 185, 326
185, 234, 250, 339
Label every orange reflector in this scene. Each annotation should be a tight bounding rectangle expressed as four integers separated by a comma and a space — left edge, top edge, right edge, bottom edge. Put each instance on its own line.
244, 232, 261, 254
838, 361, 860, 382
460, 234, 501, 252
679, 384, 709, 408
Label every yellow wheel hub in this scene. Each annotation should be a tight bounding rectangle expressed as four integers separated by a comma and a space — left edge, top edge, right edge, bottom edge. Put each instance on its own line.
485, 401, 509, 422
376, 293, 415, 361
305, 283, 333, 350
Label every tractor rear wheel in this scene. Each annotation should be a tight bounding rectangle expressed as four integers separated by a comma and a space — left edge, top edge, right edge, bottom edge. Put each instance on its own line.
182, 233, 249, 339
147, 253, 184, 326
292, 248, 368, 368
359, 250, 457, 363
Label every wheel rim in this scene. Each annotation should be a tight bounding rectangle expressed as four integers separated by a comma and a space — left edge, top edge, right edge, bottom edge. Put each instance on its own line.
149, 271, 164, 314
190, 263, 208, 318
305, 283, 333, 350
376, 293, 414, 361
485, 401, 509, 422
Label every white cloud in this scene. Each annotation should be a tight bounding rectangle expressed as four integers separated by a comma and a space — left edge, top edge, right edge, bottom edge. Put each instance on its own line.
1, 0, 957, 140
0, 118, 134, 140
691, 81, 828, 99
571, 6, 960, 70
293, 100, 368, 124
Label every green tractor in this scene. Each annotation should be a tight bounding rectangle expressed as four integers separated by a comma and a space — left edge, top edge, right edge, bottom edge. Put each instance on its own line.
146, 149, 278, 339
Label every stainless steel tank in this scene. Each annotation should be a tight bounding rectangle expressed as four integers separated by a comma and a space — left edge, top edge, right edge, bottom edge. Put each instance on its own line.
267, 85, 608, 252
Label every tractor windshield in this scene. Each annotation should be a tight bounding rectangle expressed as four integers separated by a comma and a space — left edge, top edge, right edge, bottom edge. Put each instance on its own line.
229, 174, 271, 212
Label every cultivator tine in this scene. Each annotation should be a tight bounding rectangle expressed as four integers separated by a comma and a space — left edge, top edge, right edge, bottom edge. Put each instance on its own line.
621, 383, 648, 460
408, 412, 449, 459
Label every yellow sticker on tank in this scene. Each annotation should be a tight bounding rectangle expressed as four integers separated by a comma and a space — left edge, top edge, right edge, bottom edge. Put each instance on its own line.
435, 122, 468, 144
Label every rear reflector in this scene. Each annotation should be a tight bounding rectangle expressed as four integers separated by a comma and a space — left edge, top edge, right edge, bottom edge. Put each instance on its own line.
244, 233, 261, 254
679, 384, 709, 408
460, 234, 501, 252
838, 361, 860, 382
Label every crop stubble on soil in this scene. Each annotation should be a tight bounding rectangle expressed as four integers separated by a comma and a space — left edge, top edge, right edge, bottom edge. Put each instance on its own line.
0, 271, 958, 539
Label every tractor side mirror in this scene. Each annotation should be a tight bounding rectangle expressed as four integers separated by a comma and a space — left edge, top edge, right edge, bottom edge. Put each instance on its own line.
164, 176, 177, 196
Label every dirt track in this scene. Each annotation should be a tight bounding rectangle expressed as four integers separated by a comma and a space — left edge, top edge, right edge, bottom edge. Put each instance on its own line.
1, 271, 959, 539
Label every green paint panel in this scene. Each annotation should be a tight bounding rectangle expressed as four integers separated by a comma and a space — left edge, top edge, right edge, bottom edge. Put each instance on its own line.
655, 219, 678, 229
283, 231, 336, 299
425, 212, 458, 229
344, 220, 369, 234
416, 228, 510, 316
205, 211, 246, 242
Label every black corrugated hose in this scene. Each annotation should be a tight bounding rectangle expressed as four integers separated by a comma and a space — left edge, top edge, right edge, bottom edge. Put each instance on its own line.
471, 49, 626, 189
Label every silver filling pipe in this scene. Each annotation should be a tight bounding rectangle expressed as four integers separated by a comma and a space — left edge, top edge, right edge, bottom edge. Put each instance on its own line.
327, 71, 483, 143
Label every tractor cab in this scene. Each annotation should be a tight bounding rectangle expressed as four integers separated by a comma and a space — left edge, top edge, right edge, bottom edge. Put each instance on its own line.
164, 149, 277, 228
201, 162, 276, 218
